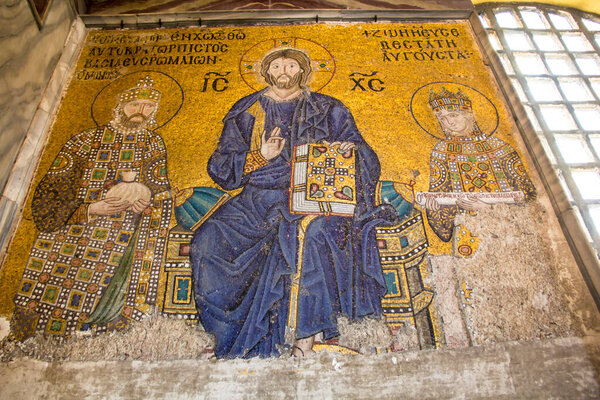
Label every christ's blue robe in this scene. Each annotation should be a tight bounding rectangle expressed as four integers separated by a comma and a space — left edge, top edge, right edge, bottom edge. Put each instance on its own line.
190, 90, 394, 358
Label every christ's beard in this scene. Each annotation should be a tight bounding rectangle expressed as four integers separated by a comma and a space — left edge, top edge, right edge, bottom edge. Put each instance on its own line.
273, 72, 301, 89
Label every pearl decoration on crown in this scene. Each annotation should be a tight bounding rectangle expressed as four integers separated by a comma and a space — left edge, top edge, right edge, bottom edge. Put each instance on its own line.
119, 76, 162, 103
429, 87, 472, 113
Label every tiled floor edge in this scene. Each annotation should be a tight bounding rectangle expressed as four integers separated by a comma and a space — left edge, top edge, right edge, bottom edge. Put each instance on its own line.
0, 334, 598, 398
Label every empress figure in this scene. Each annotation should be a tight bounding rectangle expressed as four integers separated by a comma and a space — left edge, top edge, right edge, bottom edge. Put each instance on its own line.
425, 87, 536, 241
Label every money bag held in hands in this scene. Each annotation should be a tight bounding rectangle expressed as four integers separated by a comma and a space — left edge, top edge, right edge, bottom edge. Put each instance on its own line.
105, 171, 151, 209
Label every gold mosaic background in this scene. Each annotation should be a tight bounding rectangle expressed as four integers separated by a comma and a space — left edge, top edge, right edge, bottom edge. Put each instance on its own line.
0, 22, 530, 316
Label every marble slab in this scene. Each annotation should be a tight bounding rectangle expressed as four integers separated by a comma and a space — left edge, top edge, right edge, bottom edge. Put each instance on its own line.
0, 1, 75, 194
84, 0, 473, 14
80, 9, 473, 29
0, 7, 86, 261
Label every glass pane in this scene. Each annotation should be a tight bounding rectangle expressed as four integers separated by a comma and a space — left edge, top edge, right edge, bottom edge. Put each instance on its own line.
514, 53, 548, 75
545, 54, 579, 75
583, 18, 600, 31
479, 13, 491, 29
575, 55, 600, 75
588, 135, 600, 157
520, 9, 549, 30
532, 32, 564, 51
511, 78, 528, 102
571, 170, 600, 199
499, 53, 515, 74
539, 105, 578, 130
558, 78, 595, 101
573, 105, 600, 130
524, 104, 543, 132
588, 206, 600, 237
504, 31, 534, 51
561, 33, 594, 52
525, 77, 562, 101
539, 133, 558, 163
558, 171, 574, 201
548, 12, 576, 30
555, 135, 595, 163
495, 10, 522, 28
589, 78, 600, 99
596, 34, 600, 48
573, 205, 594, 243
487, 31, 503, 51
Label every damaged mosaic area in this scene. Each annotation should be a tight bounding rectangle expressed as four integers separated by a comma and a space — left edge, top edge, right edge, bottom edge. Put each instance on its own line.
0, 314, 397, 362
437, 201, 600, 345
0, 21, 598, 361
0, 313, 214, 362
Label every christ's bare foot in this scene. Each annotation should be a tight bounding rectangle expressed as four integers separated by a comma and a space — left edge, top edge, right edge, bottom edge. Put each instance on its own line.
292, 335, 315, 357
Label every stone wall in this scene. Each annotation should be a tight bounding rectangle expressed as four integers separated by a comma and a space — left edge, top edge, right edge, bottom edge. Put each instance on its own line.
0, 0, 75, 193
0, 1, 86, 259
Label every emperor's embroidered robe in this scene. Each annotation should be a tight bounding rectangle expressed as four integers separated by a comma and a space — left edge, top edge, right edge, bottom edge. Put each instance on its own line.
11, 125, 172, 339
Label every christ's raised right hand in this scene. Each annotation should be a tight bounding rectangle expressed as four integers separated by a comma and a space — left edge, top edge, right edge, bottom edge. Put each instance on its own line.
260, 127, 285, 160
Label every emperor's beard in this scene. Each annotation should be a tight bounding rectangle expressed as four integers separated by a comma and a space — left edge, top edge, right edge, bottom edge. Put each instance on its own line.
111, 104, 155, 131
272, 72, 301, 90
121, 113, 148, 129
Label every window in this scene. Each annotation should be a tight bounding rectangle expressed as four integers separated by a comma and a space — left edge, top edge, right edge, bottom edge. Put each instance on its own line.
476, 4, 600, 255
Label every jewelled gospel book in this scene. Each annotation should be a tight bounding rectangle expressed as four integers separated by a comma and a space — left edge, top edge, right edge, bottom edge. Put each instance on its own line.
291, 143, 357, 216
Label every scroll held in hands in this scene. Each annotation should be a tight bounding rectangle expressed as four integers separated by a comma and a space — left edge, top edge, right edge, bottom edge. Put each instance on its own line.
291, 143, 357, 216
415, 191, 525, 207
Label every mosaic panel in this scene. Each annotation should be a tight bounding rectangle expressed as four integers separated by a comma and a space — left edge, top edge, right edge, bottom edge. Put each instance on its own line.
0, 22, 536, 358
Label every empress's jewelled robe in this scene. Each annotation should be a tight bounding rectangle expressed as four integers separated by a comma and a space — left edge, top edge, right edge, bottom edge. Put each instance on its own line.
190, 90, 394, 358
11, 124, 172, 339
426, 133, 536, 242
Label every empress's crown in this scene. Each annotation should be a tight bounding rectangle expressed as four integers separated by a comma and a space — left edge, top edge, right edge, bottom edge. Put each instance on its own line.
429, 87, 472, 112
119, 76, 161, 103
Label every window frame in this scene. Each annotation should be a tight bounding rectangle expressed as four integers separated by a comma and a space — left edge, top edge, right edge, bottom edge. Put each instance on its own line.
472, 3, 600, 305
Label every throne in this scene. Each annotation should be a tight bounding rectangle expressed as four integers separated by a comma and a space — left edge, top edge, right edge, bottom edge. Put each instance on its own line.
159, 180, 444, 351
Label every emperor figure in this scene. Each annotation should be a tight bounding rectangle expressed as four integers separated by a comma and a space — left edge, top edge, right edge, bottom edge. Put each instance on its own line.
11, 76, 172, 339
425, 87, 536, 242
190, 48, 393, 358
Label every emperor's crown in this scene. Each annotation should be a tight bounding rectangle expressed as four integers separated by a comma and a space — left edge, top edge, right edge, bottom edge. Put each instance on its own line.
429, 87, 472, 112
119, 76, 161, 103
